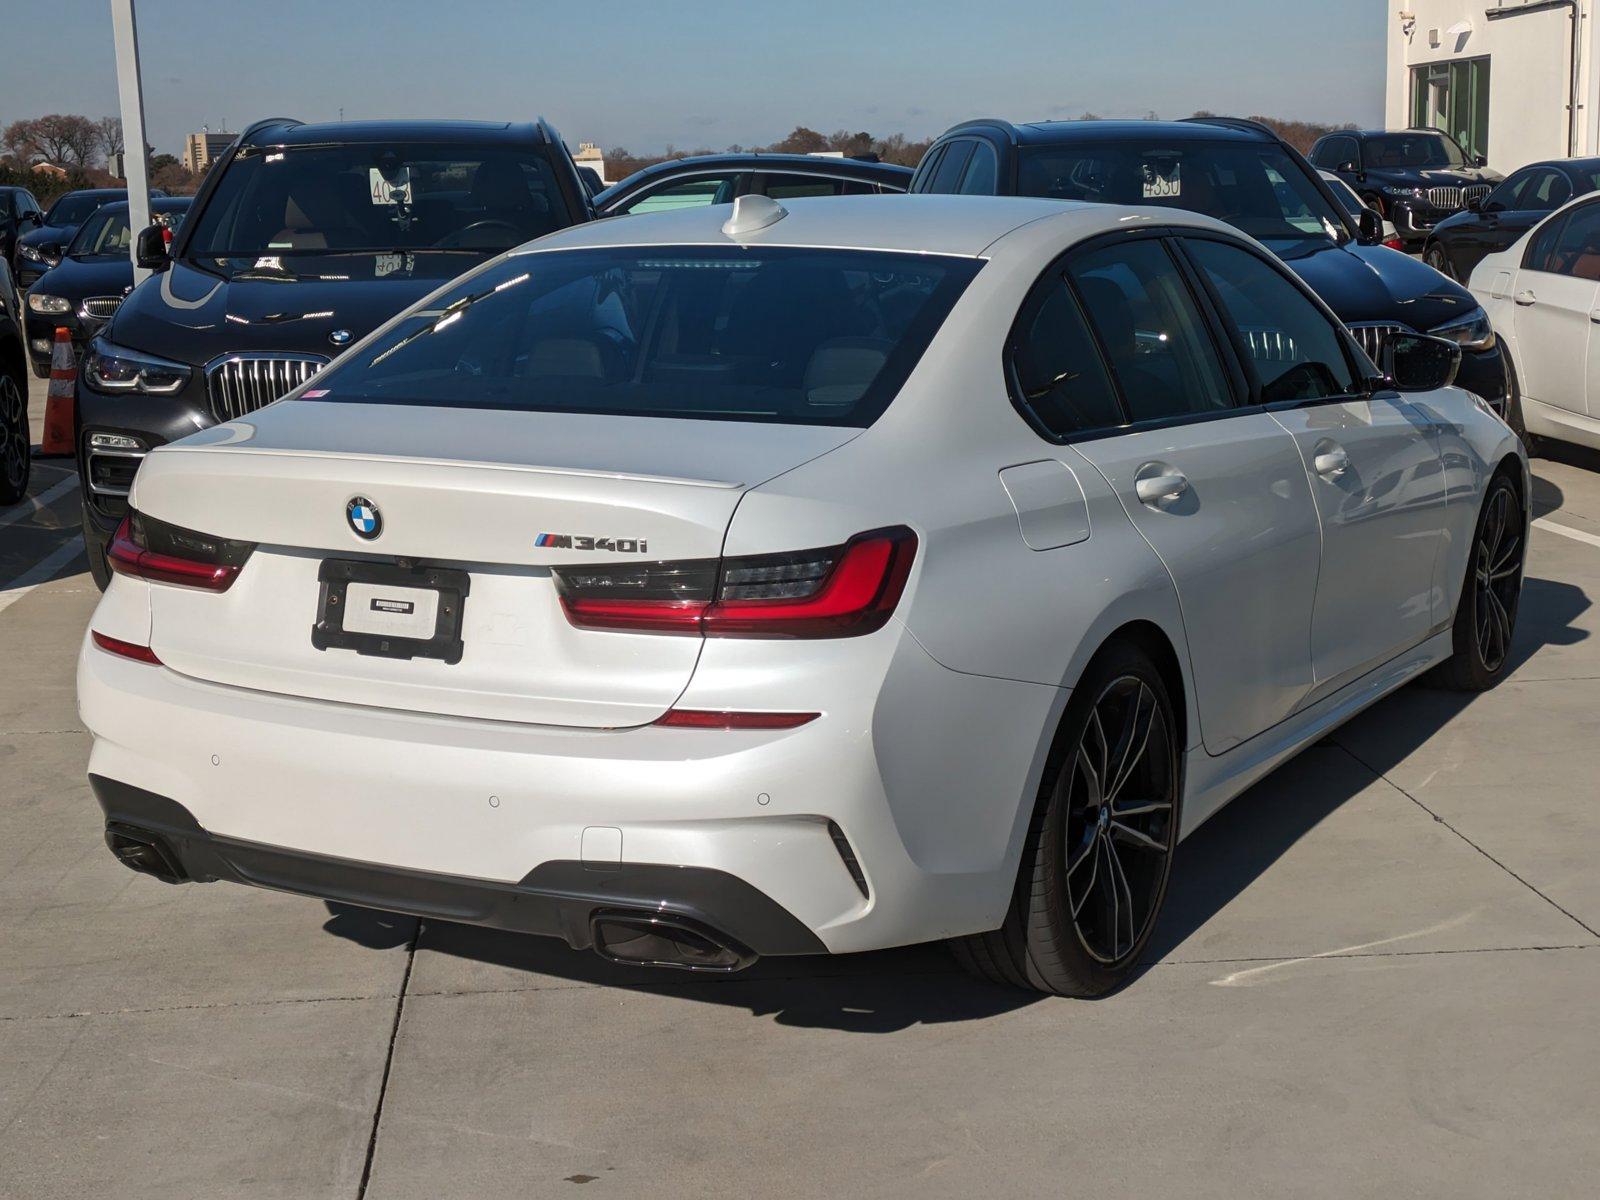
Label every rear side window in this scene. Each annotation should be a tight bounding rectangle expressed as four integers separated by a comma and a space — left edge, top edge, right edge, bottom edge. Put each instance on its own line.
310, 246, 982, 427
925, 141, 975, 194
622, 174, 739, 214
762, 174, 844, 200
1185, 239, 1359, 402
1009, 279, 1124, 436
1542, 203, 1600, 279
1067, 240, 1237, 422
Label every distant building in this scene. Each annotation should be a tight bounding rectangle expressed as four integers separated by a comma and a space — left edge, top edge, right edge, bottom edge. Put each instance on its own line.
30, 162, 68, 180
573, 142, 608, 186
183, 129, 234, 174
1386, 2, 1600, 171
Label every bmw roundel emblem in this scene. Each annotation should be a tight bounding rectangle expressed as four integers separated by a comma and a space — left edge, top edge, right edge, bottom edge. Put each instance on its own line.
346, 497, 382, 540
329, 329, 353, 347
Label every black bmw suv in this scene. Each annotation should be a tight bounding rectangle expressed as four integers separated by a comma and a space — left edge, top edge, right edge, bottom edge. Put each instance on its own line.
1308, 128, 1502, 246
914, 117, 1507, 411
76, 117, 593, 586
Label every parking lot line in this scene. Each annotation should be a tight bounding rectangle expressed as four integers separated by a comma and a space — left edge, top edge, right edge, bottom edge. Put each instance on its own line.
0, 539, 87, 617
0, 476, 79, 532
1533, 516, 1600, 550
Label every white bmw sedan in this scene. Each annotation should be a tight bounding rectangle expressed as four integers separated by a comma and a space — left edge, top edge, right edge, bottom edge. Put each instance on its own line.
80, 194, 1526, 996
1469, 191, 1600, 456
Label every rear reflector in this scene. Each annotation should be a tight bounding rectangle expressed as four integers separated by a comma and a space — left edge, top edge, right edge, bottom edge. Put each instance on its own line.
654, 709, 819, 730
91, 631, 162, 665
108, 513, 254, 592
556, 527, 917, 639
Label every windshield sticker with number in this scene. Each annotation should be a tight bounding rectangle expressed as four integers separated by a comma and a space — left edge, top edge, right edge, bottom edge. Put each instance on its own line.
1142, 163, 1182, 199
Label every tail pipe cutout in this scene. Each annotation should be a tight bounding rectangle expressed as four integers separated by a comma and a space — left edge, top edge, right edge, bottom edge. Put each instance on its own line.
589, 909, 758, 973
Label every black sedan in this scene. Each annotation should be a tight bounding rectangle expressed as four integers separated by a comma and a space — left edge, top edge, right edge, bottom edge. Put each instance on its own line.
13, 188, 166, 289
594, 153, 910, 216
23, 197, 193, 376
1421, 158, 1600, 281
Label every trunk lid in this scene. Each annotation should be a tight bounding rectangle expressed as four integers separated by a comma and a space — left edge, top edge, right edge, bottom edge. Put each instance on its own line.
134, 401, 856, 726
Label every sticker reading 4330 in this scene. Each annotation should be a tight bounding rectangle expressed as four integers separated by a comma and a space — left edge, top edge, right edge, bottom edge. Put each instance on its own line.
535, 533, 650, 554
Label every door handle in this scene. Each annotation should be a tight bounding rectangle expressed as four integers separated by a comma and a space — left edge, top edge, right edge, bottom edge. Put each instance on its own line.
1313, 441, 1350, 480
1588, 309, 1600, 324
1134, 469, 1189, 507
1514, 290, 1537, 306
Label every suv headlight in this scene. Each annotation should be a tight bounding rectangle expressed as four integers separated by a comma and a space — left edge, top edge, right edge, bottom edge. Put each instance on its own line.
83, 338, 192, 395
18, 242, 51, 265
27, 293, 71, 316
1431, 307, 1496, 352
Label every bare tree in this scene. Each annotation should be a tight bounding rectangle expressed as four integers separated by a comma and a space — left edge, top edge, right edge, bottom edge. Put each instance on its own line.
4, 114, 102, 167
97, 115, 125, 162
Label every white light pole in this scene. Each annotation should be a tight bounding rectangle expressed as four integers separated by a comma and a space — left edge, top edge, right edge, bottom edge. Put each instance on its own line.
110, 0, 153, 284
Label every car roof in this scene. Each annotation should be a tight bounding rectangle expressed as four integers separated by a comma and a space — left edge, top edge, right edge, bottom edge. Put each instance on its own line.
94, 197, 194, 215
244, 119, 547, 147
947, 119, 1269, 147
55, 188, 129, 199
523, 193, 1236, 260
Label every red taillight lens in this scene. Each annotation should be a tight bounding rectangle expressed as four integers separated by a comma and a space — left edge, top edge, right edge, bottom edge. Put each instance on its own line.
654, 709, 819, 729
108, 513, 254, 592
554, 527, 916, 639
1384, 236, 1406, 251
91, 631, 162, 665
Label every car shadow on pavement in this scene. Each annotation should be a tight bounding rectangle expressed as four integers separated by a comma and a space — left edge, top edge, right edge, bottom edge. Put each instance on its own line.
1138, 571, 1589, 977
321, 575, 1588, 1022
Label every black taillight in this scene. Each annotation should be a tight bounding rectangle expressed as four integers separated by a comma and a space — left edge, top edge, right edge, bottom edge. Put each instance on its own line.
553, 527, 917, 639
108, 512, 256, 592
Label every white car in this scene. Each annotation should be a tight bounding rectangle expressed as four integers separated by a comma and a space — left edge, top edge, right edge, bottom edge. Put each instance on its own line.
1470, 191, 1600, 455
1318, 169, 1403, 249
79, 194, 1526, 996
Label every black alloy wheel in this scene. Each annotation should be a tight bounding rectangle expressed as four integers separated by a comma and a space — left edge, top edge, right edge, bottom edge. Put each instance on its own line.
0, 370, 30, 506
1436, 473, 1525, 691
950, 641, 1180, 996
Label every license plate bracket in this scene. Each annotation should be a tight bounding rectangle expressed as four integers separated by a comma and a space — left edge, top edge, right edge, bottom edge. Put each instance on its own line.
312, 559, 471, 664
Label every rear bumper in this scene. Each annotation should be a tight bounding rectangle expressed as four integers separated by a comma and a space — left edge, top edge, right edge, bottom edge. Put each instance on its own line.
92, 774, 824, 958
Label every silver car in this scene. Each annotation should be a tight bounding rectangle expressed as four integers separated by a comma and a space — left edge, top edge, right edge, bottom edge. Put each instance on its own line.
79, 195, 1526, 996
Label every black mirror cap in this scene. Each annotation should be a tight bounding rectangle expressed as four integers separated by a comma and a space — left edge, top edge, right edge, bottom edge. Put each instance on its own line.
1473, 154, 1489, 168
134, 224, 169, 270
1382, 333, 1462, 393
1357, 208, 1385, 245
1338, 160, 1360, 174
39, 241, 63, 262
1466, 195, 1486, 213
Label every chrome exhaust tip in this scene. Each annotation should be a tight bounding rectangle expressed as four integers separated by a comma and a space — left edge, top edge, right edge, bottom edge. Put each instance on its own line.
104, 823, 188, 884
590, 909, 756, 973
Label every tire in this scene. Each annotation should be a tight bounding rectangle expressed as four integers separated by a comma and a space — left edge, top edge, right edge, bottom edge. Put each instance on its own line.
1423, 242, 1455, 281
0, 366, 30, 506
951, 641, 1180, 997
1433, 472, 1524, 692
81, 497, 112, 591
31, 358, 49, 380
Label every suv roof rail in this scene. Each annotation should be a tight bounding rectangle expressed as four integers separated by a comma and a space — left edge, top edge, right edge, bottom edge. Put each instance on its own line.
942, 118, 1020, 144
534, 117, 558, 146
236, 116, 304, 144
1180, 115, 1278, 140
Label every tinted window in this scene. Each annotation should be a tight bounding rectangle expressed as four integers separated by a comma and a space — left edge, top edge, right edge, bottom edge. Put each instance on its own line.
960, 143, 999, 195
1525, 212, 1569, 273
1186, 239, 1359, 402
1543, 203, 1600, 280
1525, 169, 1572, 211
1067, 240, 1236, 421
1314, 136, 1359, 169
763, 174, 844, 200
1017, 140, 1347, 247
623, 173, 739, 214
1009, 279, 1124, 436
310, 247, 982, 427
926, 141, 975, 194
184, 143, 568, 256
1485, 171, 1531, 211
44, 192, 120, 227
1363, 133, 1466, 169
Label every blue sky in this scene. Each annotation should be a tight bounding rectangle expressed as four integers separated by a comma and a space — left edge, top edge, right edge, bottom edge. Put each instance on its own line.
2, 1, 1386, 157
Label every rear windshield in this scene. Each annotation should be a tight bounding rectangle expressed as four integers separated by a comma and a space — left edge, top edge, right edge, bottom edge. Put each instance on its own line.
182, 143, 570, 258
304, 246, 981, 426
1017, 139, 1348, 246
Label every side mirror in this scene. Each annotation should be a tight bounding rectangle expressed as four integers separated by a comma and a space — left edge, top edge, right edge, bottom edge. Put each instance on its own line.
135, 224, 169, 271
39, 242, 62, 263
1357, 208, 1384, 245
1473, 154, 1488, 168
1338, 160, 1361, 176
1466, 195, 1486, 213
1382, 333, 1461, 392
18, 211, 40, 228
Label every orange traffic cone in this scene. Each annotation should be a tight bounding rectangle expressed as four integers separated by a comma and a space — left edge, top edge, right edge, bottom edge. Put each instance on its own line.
40, 326, 76, 456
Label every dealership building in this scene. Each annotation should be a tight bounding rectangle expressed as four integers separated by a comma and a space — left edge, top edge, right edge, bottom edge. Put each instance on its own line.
1386, 1, 1600, 170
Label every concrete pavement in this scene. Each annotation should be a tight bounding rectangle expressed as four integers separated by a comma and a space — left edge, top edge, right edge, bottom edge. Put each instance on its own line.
3, 374, 1598, 1198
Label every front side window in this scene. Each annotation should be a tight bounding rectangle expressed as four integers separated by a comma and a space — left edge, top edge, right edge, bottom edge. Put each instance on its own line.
1067, 239, 1236, 422
1017, 139, 1347, 248
183, 143, 568, 257
307, 246, 982, 427
1009, 278, 1124, 436
1524, 169, 1572, 212
1313, 136, 1359, 169
622, 173, 739, 213
1485, 171, 1531, 212
960, 143, 999, 195
1185, 238, 1359, 402
1542, 203, 1600, 280
1525, 212, 1570, 274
